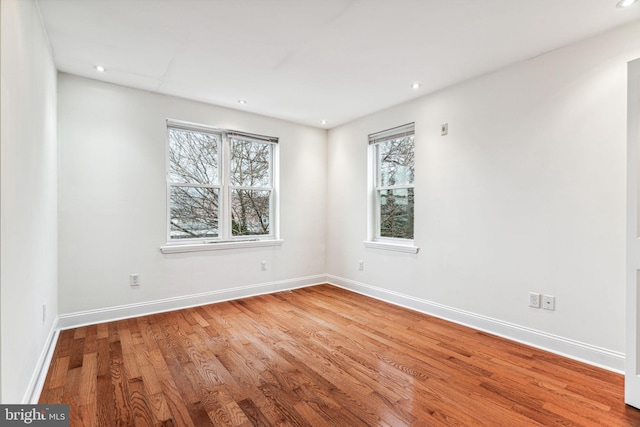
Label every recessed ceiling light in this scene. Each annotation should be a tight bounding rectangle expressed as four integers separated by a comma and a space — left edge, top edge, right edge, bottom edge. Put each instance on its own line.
617, 0, 637, 7
238, 99, 247, 105
94, 65, 106, 72
321, 120, 328, 125
411, 82, 422, 90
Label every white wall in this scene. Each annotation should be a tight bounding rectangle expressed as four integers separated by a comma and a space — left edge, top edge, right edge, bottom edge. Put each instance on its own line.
28, 5, 640, 396
57, 74, 327, 317
0, 0, 58, 403
327, 22, 640, 369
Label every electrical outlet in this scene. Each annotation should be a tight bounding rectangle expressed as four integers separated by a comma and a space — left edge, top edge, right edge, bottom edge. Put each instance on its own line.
261, 261, 267, 271
529, 292, 541, 308
543, 295, 555, 311
358, 260, 364, 271
130, 273, 140, 286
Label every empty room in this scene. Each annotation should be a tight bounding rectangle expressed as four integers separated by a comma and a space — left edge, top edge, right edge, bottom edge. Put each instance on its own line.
4, 0, 640, 425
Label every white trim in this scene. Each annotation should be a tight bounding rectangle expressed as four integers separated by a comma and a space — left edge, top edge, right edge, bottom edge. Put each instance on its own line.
626, 57, 640, 407
364, 240, 419, 254
24, 318, 60, 404
58, 275, 326, 330
327, 275, 625, 373
166, 118, 224, 135
271, 142, 280, 240
161, 238, 284, 254
368, 122, 415, 145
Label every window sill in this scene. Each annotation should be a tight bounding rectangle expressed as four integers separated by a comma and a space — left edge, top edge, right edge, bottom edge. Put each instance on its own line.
161, 239, 283, 254
364, 240, 420, 254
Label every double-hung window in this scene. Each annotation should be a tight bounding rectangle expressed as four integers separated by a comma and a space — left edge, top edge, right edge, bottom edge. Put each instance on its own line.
165, 119, 278, 247
368, 123, 416, 251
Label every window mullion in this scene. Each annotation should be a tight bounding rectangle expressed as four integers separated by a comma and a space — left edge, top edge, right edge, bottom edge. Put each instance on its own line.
231, 185, 273, 191
168, 182, 220, 189
377, 184, 414, 191
221, 132, 231, 240
374, 187, 382, 239
270, 143, 278, 239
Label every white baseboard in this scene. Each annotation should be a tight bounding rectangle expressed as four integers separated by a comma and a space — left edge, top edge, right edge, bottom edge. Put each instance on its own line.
58, 275, 328, 330
24, 318, 60, 404
327, 275, 625, 373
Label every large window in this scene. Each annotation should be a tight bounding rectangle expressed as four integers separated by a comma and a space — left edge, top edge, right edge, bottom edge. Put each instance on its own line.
166, 120, 277, 243
369, 123, 415, 242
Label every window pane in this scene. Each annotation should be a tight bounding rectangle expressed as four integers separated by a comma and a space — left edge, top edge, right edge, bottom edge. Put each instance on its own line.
379, 188, 414, 239
229, 138, 271, 187
378, 136, 414, 187
168, 128, 219, 184
231, 189, 270, 236
170, 186, 219, 239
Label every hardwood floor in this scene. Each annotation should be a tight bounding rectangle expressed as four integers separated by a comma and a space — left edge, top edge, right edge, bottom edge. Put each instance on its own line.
39, 284, 640, 426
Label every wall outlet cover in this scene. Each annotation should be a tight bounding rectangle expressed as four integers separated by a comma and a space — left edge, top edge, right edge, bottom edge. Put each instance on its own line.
130, 273, 140, 286
529, 292, 541, 308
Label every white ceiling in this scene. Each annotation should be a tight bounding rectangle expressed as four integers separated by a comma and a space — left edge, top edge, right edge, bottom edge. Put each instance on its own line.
36, 0, 640, 129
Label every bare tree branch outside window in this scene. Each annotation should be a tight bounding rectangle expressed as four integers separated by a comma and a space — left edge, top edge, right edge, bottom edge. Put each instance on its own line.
375, 134, 415, 239
230, 138, 272, 236
168, 128, 220, 239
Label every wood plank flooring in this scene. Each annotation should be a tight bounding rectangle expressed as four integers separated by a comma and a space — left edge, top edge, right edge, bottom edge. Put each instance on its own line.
39, 284, 640, 426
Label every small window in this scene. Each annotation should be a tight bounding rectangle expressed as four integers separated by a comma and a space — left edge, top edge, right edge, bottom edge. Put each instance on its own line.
166, 120, 277, 243
369, 123, 415, 242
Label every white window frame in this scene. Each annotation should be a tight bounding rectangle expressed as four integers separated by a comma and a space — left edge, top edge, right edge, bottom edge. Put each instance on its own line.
365, 123, 419, 254
161, 119, 282, 253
